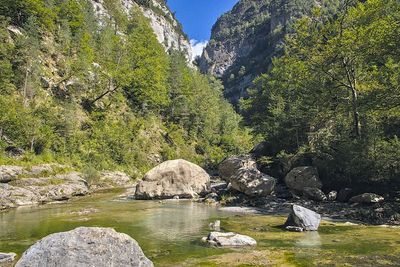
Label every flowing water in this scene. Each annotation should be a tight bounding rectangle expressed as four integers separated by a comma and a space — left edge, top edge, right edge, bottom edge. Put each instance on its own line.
0, 192, 399, 266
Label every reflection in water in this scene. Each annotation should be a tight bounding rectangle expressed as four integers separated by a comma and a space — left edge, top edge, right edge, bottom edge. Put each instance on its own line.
137, 202, 217, 241
295, 231, 322, 248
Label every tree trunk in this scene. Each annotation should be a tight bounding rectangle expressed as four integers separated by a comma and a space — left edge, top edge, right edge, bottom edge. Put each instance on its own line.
343, 58, 361, 138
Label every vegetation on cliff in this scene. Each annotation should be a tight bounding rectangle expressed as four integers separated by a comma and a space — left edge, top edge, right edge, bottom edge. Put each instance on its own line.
242, 0, 400, 191
0, 0, 252, 176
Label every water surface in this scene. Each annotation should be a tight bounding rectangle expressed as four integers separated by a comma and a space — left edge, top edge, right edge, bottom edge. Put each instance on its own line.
1, 193, 399, 266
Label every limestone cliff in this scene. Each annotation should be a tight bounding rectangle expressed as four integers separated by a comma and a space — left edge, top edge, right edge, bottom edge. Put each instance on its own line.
90, 0, 192, 62
199, 0, 340, 105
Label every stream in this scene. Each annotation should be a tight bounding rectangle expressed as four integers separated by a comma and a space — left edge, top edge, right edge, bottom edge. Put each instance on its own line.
1, 192, 399, 266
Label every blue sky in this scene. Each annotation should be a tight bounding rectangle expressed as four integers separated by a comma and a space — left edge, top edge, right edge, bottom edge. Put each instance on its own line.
167, 0, 238, 58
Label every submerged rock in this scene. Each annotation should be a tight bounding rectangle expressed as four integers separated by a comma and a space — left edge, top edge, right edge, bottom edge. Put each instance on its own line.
284, 166, 322, 193
135, 159, 210, 199
0, 252, 17, 264
218, 155, 257, 181
209, 220, 221, 231
285, 205, 321, 231
203, 231, 257, 247
349, 193, 384, 204
230, 167, 276, 197
15, 227, 153, 267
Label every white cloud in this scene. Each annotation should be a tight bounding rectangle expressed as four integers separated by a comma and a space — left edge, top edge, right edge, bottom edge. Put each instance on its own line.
190, 39, 208, 61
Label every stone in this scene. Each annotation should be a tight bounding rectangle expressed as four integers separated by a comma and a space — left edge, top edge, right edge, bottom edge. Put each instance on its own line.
0, 252, 17, 263
205, 192, 219, 200
135, 159, 210, 199
337, 188, 353, 202
203, 232, 257, 247
0, 184, 39, 210
15, 227, 153, 267
218, 155, 257, 181
209, 220, 221, 231
327, 191, 338, 201
349, 193, 385, 204
230, 167, 276, 197
90, 171, 134, 192
285, 226, 304, 232
40, 76, 51, 88
285, 205, 321, 231
0, 166, 24, 183
303, 187, 327, 202
11, 172, 88, 203
284, 166, 322, 193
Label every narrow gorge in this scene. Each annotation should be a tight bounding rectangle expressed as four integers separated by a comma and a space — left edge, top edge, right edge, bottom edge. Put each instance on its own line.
0, 0, 399, 266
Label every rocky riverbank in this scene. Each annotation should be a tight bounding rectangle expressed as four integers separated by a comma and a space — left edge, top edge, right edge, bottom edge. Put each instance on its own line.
0, 164, 135, 211
129, 156, 400, 226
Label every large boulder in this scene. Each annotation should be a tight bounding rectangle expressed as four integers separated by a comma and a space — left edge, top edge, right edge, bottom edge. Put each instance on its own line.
15, 227, 153, 267
284, 166, 322, 193
218, 155, 256, 181
135, 159, 210, 199
303, 187, 327, 202
349, 193, 384, 204
202, 232, 257, 247
285, 205, 321, 231
230, 167, 276, 197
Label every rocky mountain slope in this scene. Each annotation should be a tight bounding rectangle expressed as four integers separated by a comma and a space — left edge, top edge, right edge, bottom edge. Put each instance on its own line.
199, 0, 340, 105
91, 0, 192, 61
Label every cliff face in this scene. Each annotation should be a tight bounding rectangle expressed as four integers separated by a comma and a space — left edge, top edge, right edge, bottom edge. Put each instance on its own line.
91, 0, 192, 61
199, 0, 338, 105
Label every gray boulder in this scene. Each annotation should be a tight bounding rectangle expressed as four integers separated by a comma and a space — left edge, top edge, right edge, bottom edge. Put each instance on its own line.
230, 167, 276, 197
11, 172, 88, 202
284, 166, 322, 193
349, 193, 384, 204
218, 155, 256, 181
0, 252, 16, 264
16, 227, 153, 267
303, 187, 327, 202
337, 188, 353, 202
0, 166, 24, 183
135, 159, 210, 199
202, 231, 257, 247
0, 184, 39, 210
285, 205, 321, 231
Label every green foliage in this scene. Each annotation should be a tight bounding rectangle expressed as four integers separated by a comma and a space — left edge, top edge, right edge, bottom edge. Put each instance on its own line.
243, 0, 400, 190
0, 0, 253, 175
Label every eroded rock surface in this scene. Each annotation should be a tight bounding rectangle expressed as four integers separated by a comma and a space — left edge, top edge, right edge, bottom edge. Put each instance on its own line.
285, 205, 321, 231
218, 155, 257, 182
284, 166, 322, 193
16, 227, 153, 267
135, 159, 210, 199
203, 231, 257, 247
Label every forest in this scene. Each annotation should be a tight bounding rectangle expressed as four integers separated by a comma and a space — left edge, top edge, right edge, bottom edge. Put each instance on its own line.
242, 0, 400, 192
0, 0, 252, 177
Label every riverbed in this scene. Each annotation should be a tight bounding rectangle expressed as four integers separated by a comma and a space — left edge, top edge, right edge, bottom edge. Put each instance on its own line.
1, 192, 399, 266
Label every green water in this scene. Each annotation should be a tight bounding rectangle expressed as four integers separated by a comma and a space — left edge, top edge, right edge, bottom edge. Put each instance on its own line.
1, 193, 399, 266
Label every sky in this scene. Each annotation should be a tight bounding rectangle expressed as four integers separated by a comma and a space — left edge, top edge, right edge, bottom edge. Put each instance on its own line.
167, 0, 238, 59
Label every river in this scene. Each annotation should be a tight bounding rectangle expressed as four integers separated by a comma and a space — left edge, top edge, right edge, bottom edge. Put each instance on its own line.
1, 192, 399, 266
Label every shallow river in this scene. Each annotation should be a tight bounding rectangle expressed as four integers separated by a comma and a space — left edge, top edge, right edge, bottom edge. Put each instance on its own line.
1, 192, 399, 266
